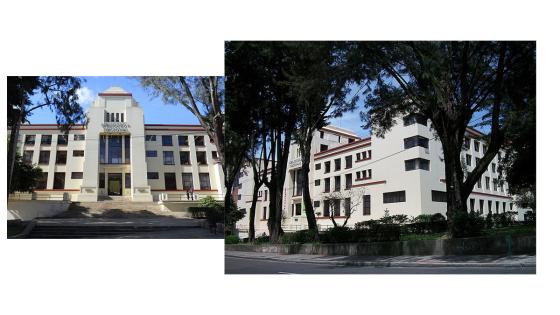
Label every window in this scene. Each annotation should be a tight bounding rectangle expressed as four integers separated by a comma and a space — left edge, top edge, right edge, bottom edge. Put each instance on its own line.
320, 144, 328, 152
431, 190, 447, 202
345, 155, 352, 169
470, 198, 475, 212
23, 151, 33, 164
314, 179, 320, 186
145, 135, 156, 141
182, 173, 194, 190
162, 135, 173, 146
479, 199, 484, 213
403, 113, 428, 126
163, 151, 175, 165
348, 138, 355, 143
263, 207, 267, 220
485, 176, 490, 190
124, 135, 130, 164
105, 112, 110, 122
111, 113, 114, 122
345, 173, 352, 190
108, 136, 122, 164
503, 202, 506, 212
294, 170, 303, 196
404, 158, 430, 171
463, 138, 470, 150
324, 178, 330, 193
383, 190, 406, 203
332, 199, 341, 216
194, 136, 205, 146
178, 136, 188, 146
180, 151, 190, 165
466, 154, 472, 166
147, 172, 159, 180
477, 178, 482, 189
403, 135, 429, 149
334, 158, 341, 171
53, 172, 65, 189
363, 195, 371, 215
344, 198, 351, 216
199, 173, 211, 190
25, 135, 35, 145
71, 172, 83, 179
99, 135, 106, 163
323, 200, 330, 216
196, 151, 207, 165
491, 163, 496, 173
146, 150, 157, 157
164, 173, 177, 190
313, 201, 320, 208
295, 203, 302, 216
39, 151, 50, 164
57, 135, 68, 146
99, 173, 105, 188
488, 200, 492, 212
36, 172, 48, 189
211, 151, 219, 159
474, 140, 480, 152
493, 179, 498, 191
334, 176, 341, 192
315, 163, 321, 170
264, 190, 268, 201
73, 150, 84, 157
320, 131, 324, 139
125, 173, 131, 188
41, 135, 52, 145
510, 203, 513, 211
496, 201, 500, 213
324, 161, 331, 173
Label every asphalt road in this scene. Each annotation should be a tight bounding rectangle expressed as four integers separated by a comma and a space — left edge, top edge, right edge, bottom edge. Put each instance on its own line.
225, 256, 536, 274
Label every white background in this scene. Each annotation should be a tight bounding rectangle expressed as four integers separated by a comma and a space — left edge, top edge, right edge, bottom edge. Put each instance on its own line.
1, 1, 558, 314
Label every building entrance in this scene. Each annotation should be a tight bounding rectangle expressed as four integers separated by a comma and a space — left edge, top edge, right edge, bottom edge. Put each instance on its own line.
107, 173, 123, 196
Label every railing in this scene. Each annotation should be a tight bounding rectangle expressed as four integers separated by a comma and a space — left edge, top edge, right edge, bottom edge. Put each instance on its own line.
158, 192, 224, 202
9, 192, 69, 201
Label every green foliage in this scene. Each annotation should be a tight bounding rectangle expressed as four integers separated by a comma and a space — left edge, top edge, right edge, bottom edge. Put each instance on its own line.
254, 233, 270, 244
225, 235, 241, 244
486, 211, 494, 229
199, 196, 219, 208
452, 210, 485, 238
321, 224, 401, 243
280, 230, 317, 244
411, 214, 433, 224
9, 154, 43, 193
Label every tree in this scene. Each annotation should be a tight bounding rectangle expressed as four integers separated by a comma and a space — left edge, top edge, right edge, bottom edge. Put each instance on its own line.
138, 77, 229, 207
7, 76, 84, 196
352, 41, 535, 237
9, 154, 43, 194
324, 188, 365, 228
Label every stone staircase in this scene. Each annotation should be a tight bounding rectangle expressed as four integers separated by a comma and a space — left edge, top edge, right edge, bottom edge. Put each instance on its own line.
26, 224, 191, 239
54, 199, 189, 219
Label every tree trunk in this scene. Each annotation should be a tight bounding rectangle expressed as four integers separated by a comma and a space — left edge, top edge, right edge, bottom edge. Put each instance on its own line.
300, 133, 320, 241
7, 110, 23, 197
248, 180, 260, 242
441, 135, 468, 237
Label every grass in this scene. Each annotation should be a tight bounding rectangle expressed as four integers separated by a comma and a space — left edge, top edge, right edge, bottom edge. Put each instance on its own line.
481, 224, 536, 237
400, 232, 447, 241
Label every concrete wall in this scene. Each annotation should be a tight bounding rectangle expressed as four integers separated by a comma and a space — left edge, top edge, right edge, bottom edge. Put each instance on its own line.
7, 200, 70, 221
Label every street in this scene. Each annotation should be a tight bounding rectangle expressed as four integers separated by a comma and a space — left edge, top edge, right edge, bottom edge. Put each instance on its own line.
225, 256, 536, 274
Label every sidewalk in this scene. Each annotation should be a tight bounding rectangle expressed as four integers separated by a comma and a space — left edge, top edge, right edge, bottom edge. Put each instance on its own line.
225, 250, 536, 268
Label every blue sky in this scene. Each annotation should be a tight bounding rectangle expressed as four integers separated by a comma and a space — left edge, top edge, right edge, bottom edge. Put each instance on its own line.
27, 76, 200, 125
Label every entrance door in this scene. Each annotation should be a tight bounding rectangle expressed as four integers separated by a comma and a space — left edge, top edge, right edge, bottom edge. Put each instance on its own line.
107, 173, 122, 196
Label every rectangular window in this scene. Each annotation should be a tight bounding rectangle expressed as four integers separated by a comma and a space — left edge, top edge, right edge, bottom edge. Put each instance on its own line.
479, 199, 484, 213
463, 138, 470, 150
431, 190, 447, 202
314, 179, 320, 186
25, 135, 35, 145
99, 173, 105, 188
324, 178, 330, 193
345, 173, 352, 190
345, 155, 352, 169
262, 207, 267, 220
147, 172, 159, 180
163, 151, 175, 165
363, 195, 371, 215
383, 190, 406, 203
485, 176, 490, 190
74, 134, 85, 141
164, 173, 177, 190
334, 158, 341, 171
196, 151, 207, 165
466, 154, 472, 166
264, 190, 268, 201
295, 203, 302, 216
194, 136, 205, 146
315, 163, 321, 170
334, 176, 341, 192
125, 173, 131, 188
108, 136, 122, 164
404, 158, 430, 171
403, 113, 428, 126
73, 150, 84, 157
403, 135, 429, 149
180, 151, 190, 165
99, 135, 106, 163
474, 141, 480, 152
199, 173, 211, 190
332, 199, 341, 216
145, 135, 156, 141
124, 135, 130, 164
470, 198, 475, 212
178, 136, 188, 146
323, 200, 330, 217
182, 173, 193, 190
36, 172, 48, 189
320, 144, 328, 152
71, 172, 83, 179
493, 179, 498, 191
211, 151, 218, 160
146, 150, 157, 157
320, 131, 324, 139
492, 163, 496, 173
23, 151, 33, 164
313, 201, 320, 208
324, 161, 331, 173
477, 178, 482, 189
53, 172, 65, 189
488, 200, 492, 212
57, 135, 68, 146
344, 198, 351, 216
41, 135, 52, 145
162, 135, 173, 146
496, 201, 500, 213
39, 151, 50, 164
503, 202, 506, 213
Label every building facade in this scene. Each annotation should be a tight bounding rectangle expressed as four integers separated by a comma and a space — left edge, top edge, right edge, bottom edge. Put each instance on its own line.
235, 118, 517, 238
12, 87, 224, 202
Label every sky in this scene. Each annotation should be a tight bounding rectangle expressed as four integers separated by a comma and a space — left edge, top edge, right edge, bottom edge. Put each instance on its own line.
27, 76, 201, 125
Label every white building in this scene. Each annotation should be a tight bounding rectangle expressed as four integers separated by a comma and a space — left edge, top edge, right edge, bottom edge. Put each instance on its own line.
11, 87, 225, 203
235, 117, 517, 238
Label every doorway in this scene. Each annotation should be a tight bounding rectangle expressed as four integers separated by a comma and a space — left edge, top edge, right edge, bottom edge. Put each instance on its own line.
107, 173, 123, 196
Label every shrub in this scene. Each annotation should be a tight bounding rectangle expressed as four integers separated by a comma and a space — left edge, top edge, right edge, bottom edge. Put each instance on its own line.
225, 235, 241, 244
321, 224, 401, 243
281, 230, 316, 244
485, 210, 494, 229
412, 214, 433, 224
254, 233, 270, 244
452, 210, 485, 237
430, 213, 446, 222
188, 206, 209, 219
